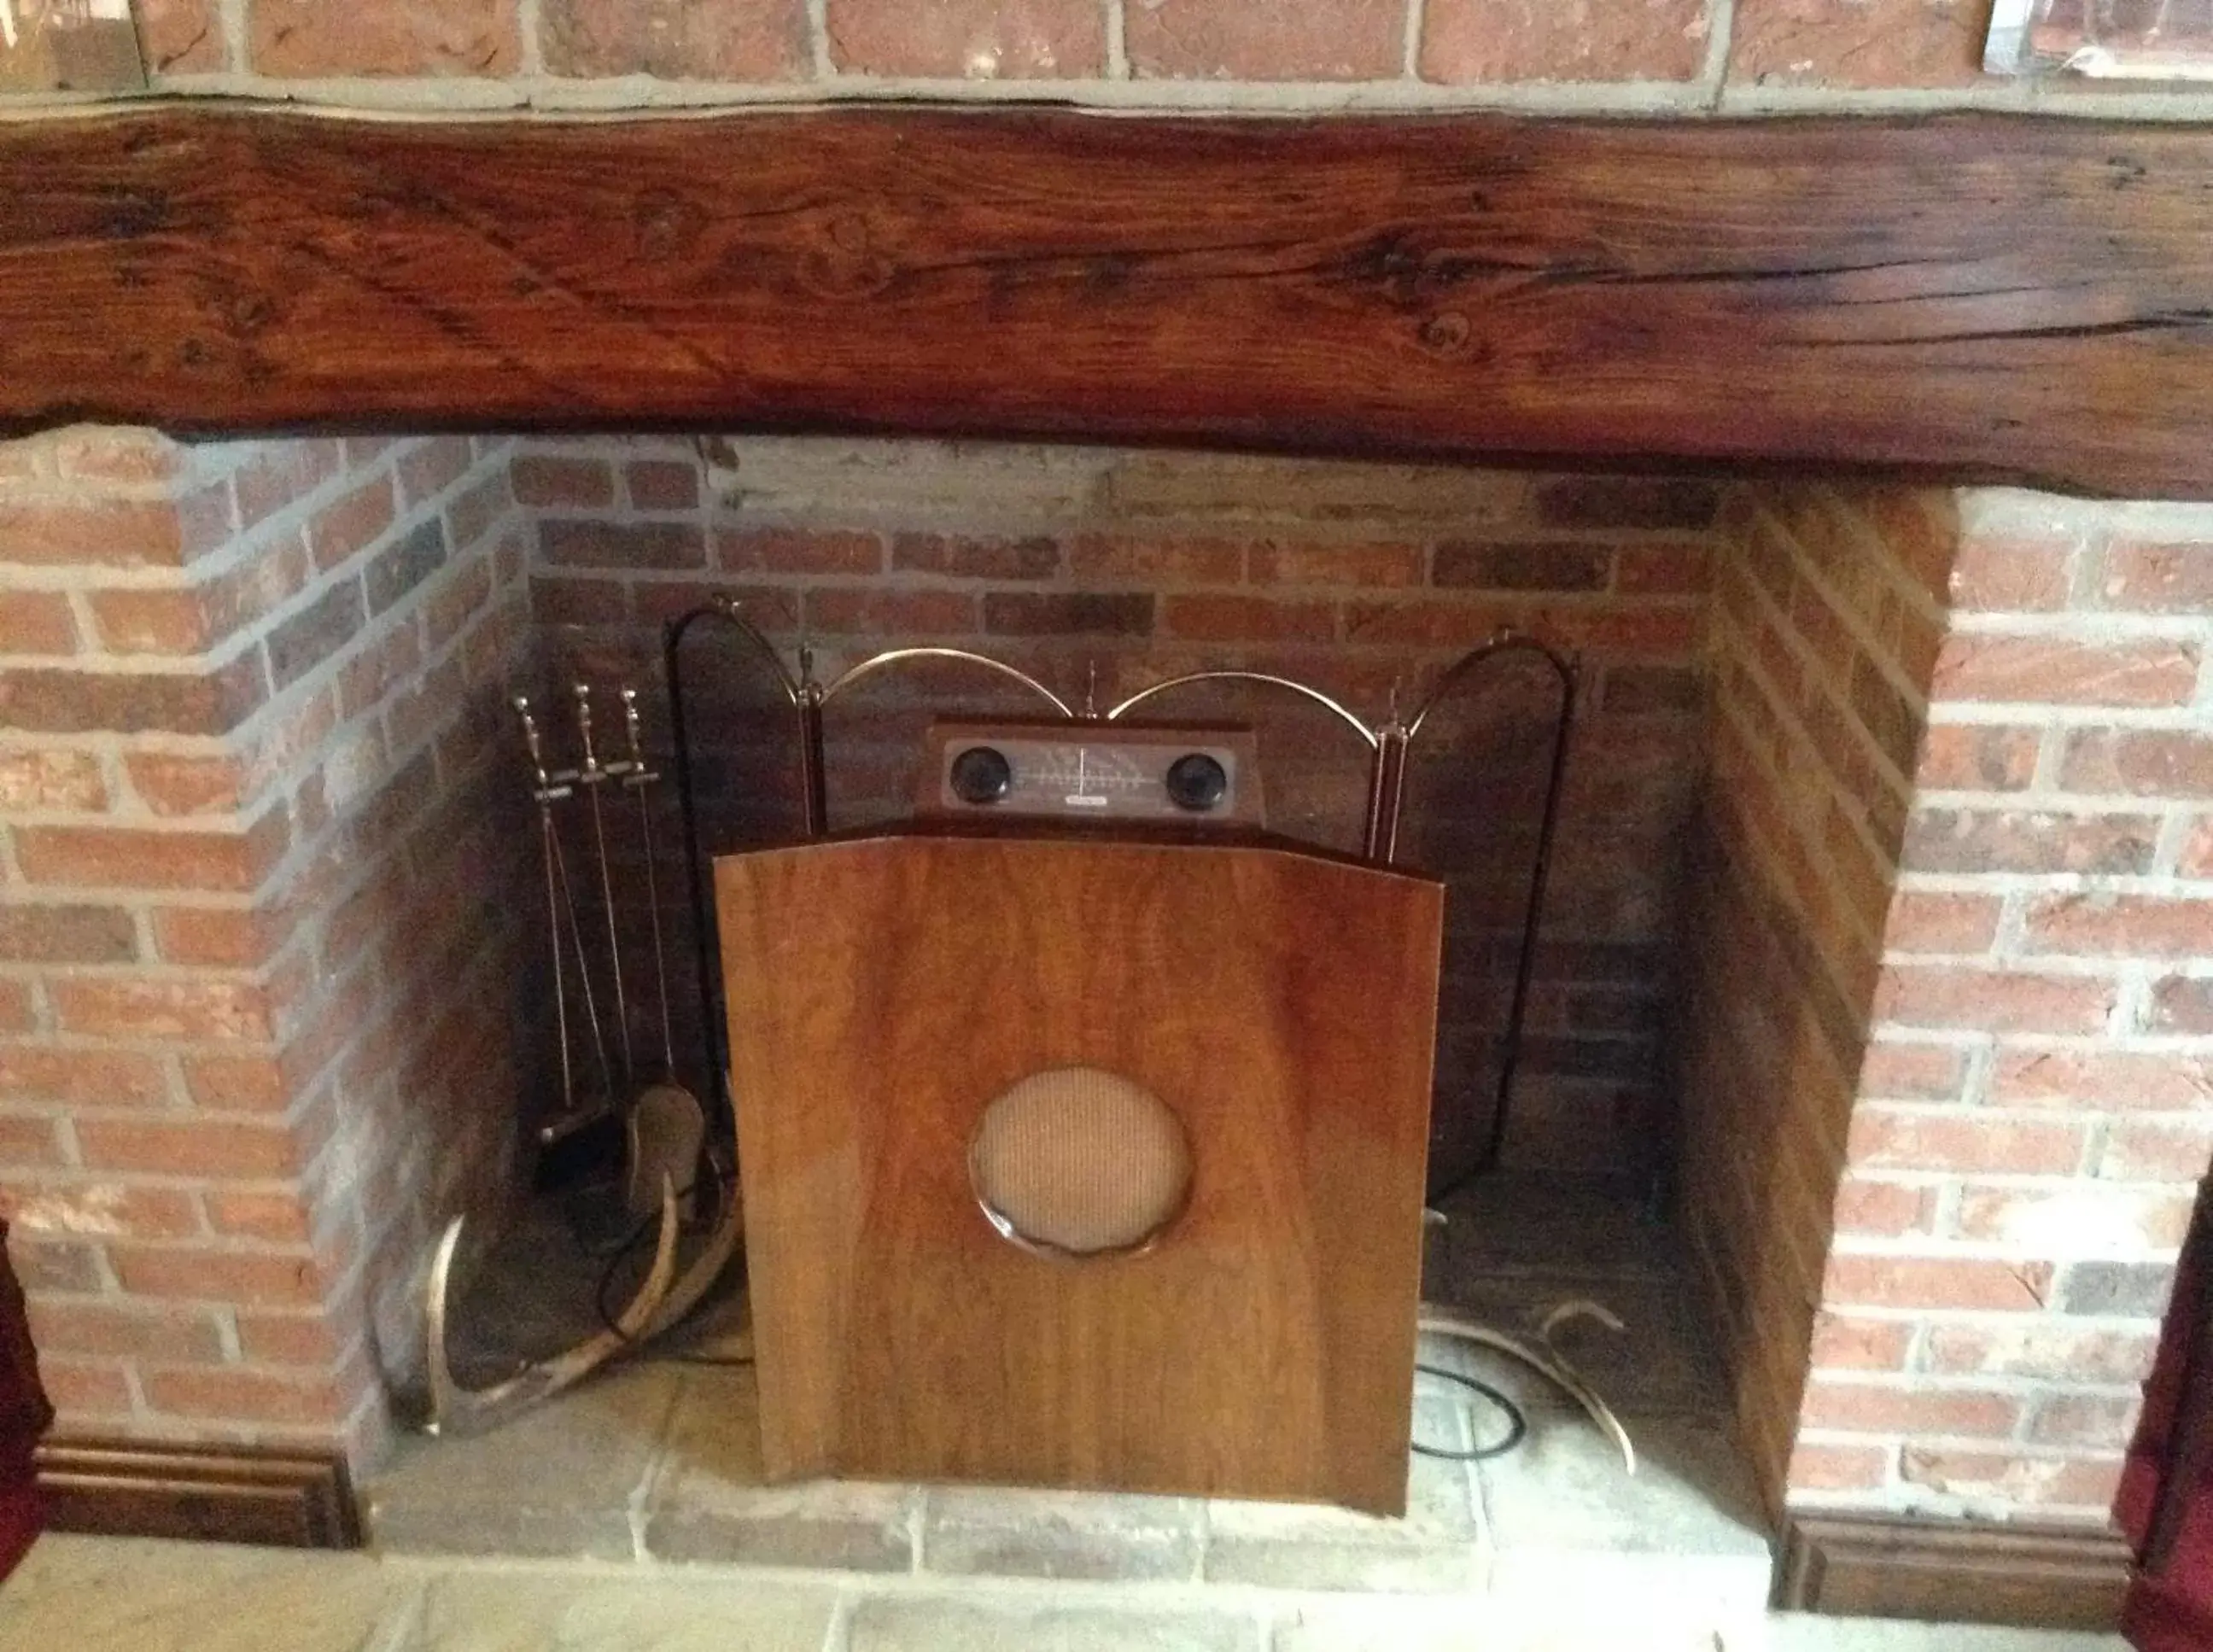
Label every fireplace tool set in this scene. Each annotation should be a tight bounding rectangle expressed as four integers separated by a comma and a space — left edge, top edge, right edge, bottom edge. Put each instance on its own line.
508, 684, 710, 1196
423, 683, 737, 1438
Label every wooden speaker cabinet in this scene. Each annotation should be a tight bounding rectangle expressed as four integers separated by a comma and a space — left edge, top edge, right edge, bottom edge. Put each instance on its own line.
716, 825, 1442, 1515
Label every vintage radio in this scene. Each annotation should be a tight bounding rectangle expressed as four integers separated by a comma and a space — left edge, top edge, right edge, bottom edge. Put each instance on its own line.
914, 717, 1264, 826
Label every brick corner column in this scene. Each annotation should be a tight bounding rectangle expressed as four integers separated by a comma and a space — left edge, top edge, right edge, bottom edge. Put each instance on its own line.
1, 426, 533, 1470
1790, 485, 2213, 1526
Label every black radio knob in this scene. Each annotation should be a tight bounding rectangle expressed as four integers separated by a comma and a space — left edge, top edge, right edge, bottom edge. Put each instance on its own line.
949, 745, 1013, 805
1165, 753, 1228, 812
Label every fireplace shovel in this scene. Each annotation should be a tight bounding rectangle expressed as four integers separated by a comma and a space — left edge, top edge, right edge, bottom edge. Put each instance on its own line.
608, 686, 709, 1222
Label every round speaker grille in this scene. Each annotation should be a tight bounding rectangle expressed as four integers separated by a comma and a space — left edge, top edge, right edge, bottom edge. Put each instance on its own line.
969, 1067, 1191, 1258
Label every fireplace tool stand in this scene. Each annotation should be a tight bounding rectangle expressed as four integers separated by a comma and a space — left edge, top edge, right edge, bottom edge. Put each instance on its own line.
418, 688, 741, 1439
511, 695, 612, 1147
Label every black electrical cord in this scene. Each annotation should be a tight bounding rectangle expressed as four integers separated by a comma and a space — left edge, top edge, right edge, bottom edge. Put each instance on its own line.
1410, 1362, 1527, 1462
591, 1163, 755, 1369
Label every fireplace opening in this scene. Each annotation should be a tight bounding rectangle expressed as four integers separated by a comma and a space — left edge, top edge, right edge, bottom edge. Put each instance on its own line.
2, 422, 2202, 1605
383, 433, 1772, 1574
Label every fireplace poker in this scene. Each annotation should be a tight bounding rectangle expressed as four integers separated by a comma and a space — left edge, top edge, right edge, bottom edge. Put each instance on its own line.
618, 686, 708, 1222
572, 683, 634, 1097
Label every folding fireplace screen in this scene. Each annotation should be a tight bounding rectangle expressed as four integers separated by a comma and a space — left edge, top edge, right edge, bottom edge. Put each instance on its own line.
716, 830, 1443, 1515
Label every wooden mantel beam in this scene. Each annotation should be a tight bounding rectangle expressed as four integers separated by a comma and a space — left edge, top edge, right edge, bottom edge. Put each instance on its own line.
3, 108, 2210, 496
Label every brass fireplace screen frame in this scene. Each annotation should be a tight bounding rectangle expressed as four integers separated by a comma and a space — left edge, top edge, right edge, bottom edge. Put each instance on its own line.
663, 601, 1574, 1197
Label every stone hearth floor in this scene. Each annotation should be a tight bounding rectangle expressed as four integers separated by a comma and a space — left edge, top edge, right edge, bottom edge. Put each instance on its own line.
349, 1176, 1793, 1642
0, 1181, 2137, 1649
0, 1535, 2133, 1652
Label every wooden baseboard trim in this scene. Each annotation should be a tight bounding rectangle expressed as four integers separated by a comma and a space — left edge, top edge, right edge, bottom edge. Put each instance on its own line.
36, 1437, 362, 1550
1778, 1510, 2133, 1630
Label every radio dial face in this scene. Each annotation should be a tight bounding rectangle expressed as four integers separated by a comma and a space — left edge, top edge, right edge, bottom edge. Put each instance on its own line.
1026, 743, 1154, 810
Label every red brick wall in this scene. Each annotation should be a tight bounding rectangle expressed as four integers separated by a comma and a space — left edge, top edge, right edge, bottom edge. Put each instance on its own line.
1676, 483, 1954, 1512
528, 437, 1717, 1179
10, 420, 2210, 1530
46, 0, 2213, 109
0, 427, 529, 1464
1792, 488, 2213, 1523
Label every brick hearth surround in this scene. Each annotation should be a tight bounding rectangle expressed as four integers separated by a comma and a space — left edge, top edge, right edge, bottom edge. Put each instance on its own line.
0, 429, 533, 1463
1677, 485, 1953, 1510
3, 428, 2211, 1545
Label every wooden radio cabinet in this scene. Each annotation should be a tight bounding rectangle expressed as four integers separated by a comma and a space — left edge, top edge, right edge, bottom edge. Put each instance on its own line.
716, 826, 1442, 1515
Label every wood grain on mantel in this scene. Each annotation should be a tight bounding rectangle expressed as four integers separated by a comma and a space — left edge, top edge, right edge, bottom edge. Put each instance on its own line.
3, 109, 2210, 496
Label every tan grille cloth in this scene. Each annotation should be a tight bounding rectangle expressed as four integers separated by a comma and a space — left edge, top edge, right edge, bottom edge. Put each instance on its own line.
969, 1067, 1192, 1257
